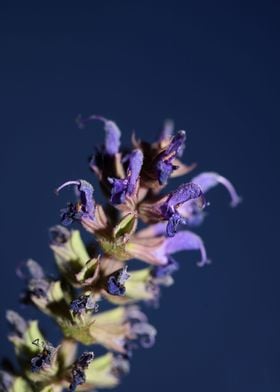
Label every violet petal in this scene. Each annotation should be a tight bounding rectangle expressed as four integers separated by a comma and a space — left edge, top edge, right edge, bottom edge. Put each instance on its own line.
151, 256, 179, 278
56, 179, 95, 225
165, 230, 210, 267
191, 172, 241, 207
161, 182, 205, 237
77, 114, 121, 155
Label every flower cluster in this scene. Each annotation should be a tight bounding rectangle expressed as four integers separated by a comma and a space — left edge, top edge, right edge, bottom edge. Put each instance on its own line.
1, 116, 240, 391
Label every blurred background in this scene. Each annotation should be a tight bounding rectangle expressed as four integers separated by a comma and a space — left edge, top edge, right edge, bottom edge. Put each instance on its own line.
0, 2, 279, 391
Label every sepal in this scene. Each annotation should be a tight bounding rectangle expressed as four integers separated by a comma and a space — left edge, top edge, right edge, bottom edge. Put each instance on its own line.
26, 340, 77, 391
83, 352, 129, 389
50, 227, 101, 288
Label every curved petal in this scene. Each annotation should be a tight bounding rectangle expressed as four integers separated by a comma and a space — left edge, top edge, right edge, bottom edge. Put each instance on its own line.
192, 172, 241, 207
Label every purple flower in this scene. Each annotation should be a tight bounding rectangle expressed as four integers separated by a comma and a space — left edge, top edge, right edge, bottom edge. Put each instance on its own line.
164, 230, 210, 267
124, 306, 157, 349
160, 182, 205, 236
27, 279, 50, 299
151, 256, 179, 278
129, 228, 209, 267
25, 260, 48, 297
165, 212, 184, 237
56, 180, 95, 225
108, 149, 143, 204
130, 322, 156, 349
49, 225, 71, 245
106, 266, 130, 296
155, 130, 186, 185
70, 295, 98, 316
31, 342, 54, 372
191, 172, 242, 207
6, 311, 27, 338
69, 352, 94, 392
77, 114, 121, 156
177, 172, 241, 225
17, 259, 50, 299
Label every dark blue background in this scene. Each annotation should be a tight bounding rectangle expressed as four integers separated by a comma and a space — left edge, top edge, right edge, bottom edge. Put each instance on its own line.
0, 2, 279, 391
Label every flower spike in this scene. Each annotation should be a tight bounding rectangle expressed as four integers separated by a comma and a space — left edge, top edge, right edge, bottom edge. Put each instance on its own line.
2, 116, 239, 392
